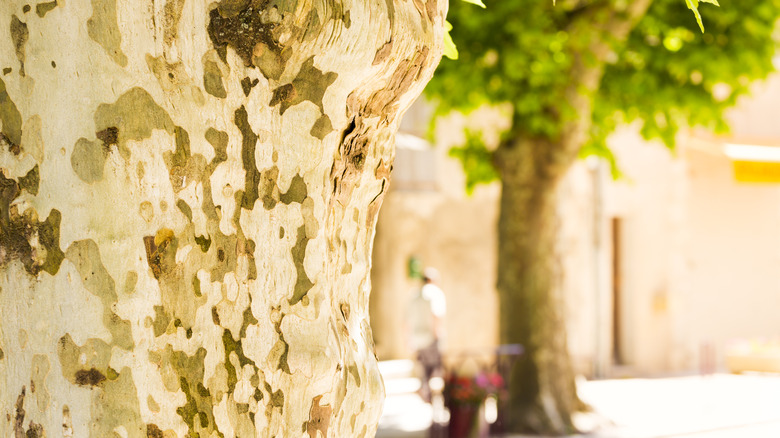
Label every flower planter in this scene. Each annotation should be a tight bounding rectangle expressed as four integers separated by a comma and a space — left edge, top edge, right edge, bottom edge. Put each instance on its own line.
448, 404, 480, 438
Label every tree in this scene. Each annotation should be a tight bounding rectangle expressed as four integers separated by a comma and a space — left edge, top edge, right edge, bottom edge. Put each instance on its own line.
0, 0, 444, 436
426, 0, 780, 434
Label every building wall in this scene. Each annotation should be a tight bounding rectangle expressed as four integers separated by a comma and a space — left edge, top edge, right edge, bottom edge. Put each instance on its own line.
369, 191, 500, 360
683, 145, 780, 367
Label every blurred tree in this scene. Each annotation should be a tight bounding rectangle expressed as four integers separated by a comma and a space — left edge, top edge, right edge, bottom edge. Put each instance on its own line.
426, 0, 780, 434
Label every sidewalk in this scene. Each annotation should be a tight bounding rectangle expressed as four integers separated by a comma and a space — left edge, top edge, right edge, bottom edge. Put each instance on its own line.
377, 368, 780, 438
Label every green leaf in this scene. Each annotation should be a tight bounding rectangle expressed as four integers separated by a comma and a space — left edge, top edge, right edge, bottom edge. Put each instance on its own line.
443, 0, 485, 60
461, 0, 486, 8
443, 21, 459, 60
686, 0, 719, 32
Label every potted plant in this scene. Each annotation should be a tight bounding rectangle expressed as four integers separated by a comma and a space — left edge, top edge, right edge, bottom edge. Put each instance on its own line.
443, 371, 505, 438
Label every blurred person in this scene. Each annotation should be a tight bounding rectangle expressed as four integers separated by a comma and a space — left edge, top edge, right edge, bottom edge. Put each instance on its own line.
406, 267, 447, 403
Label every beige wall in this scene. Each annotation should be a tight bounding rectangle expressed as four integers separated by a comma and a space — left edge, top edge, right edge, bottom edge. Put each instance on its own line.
370, 191, 499, 360
683, 145, 780, 365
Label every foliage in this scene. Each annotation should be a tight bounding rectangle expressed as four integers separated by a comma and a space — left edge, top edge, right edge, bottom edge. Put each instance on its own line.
448, 130, 500, 193
591, 0, 780, 153
427, 0, 780, 183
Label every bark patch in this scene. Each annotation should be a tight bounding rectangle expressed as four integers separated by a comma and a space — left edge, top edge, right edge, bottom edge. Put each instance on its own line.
306, 395, 333, 438
223, 329, 260, 391
62, 406, 73, 436
17, 165, 39, 195
253, 42, 290, 81
146, 55, 205, 105
143, 229, 176, 280
372, 41, 393, 66
87, 0, 128, 66
74, 368, 107, 386
0, 77, 23, 153
14, 386, 25, 437
94, 87, 175, 158
203, 60, 227, 98
289, 225, 313, 305
26, 422, 44, 438
10, 15, 28, 77
66, 240, 134, 349
146, 423, 164, 438
235, 106, 260, 209
279, 174, 307, 205
241, 76, 259, 96
36, 1, 59, 18
177, 199, 193, 221
57, 335, 111, 383
96, 126, 118, 148
163, 0, 187, 46
152, 305, 172, 337
205, 128, 229, 164
0, 171, 64, 276
310, 114, 333, 140
71, 138, 107, 183
362, 47, 430, 117
330, 117, 370, 206
91, 368, 144, 436
207, 0, 280, 67
269, 56, 337, 115
149, 346, 220, 436
56, 332, 146, 436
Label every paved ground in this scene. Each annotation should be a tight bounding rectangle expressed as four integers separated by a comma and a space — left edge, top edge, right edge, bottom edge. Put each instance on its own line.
377, 371, 780, 438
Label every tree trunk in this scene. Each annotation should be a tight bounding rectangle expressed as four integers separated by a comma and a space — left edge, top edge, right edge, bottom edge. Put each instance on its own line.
491, 5, 653, 434
494, 138, 582, 435
0, 0, 444, 436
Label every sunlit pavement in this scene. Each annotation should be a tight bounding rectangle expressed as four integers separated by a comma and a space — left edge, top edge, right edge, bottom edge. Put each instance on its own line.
376, 364, 780, 438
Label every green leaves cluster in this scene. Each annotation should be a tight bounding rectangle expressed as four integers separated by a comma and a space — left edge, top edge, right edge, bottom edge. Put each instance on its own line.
591, 0, 780, 155
448, 130, 499, 194
428, 0, 780, 187
429, 1, 580, 139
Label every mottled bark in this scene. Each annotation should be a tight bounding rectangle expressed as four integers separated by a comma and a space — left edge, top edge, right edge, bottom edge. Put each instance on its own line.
0, 0, 444, 436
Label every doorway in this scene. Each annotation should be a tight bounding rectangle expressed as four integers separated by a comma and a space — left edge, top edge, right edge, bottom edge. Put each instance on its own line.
611, 217, 624, 365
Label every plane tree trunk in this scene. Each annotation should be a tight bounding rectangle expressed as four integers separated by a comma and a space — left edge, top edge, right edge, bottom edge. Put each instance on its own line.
494, 136, 583, 435
0, 0, 444, 436
491, 2, 654, 435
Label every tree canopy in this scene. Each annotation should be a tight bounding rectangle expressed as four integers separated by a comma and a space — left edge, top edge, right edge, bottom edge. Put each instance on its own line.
428, 0, 780, 185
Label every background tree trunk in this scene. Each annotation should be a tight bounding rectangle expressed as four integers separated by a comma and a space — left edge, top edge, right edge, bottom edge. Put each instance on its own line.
495, 138, 582, 435
0, 0, 444, 436
492, 6, 652, 434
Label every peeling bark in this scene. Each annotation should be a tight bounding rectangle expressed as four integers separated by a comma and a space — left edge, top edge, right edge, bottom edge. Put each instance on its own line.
0, 0, 445, 436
